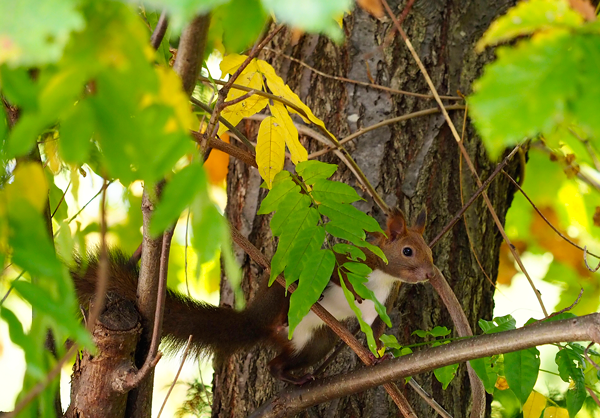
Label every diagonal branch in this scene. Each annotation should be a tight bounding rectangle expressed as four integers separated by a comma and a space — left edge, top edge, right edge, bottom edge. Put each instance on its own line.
229, 226, 418, 417
250, 313, 600, 418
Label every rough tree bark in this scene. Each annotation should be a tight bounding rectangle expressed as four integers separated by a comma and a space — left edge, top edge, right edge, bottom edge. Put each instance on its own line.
215, 0, 519, 417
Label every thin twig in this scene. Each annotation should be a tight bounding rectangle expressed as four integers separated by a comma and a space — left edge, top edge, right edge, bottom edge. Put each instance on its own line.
265, 47, 462, 101
502, 170, 600, 261
585, 342, 600, 372
190, 97, 255, 151
429, 145, 521, 247
157, 335, 194, 418
408, 379, 453, 418
190, 130, 257, 168
584, 246, 600, 272
50, 181, 70, 219
0, 270, 26, 306
306, 105, 465, 159
150, 11, 169, 50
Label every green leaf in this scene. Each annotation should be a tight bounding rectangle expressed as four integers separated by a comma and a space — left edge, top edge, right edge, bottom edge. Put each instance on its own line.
0, 66, 39, 110
151, 164, 208, 236
325, 221, 387, 262
479, 314, 516, 334
380, 334, 401, 349
346, 271, 391, 327
270, 193, 312, 236
48, 175, 69, 222
319, 202, 382, 233
339, 271, 379, 353
469, 32, 578, 160
477, 0, 582, 50
270, 206, 319, 284
470, 356, 498, 394
283, 225, 326, 286
556, 349, 586, 417
13, 280, 93, 349
8, 200, 63, 279
288, 249, 336, 336
333, 243, 365, 261
504, 347, 540, 405
59, 100, 95, 164
257, 172, 297, 214
260, 0, 350, 41
0, 0, 85, 66
312, 179, 362, 204
413, 326, 451, 338
342, 261, 371, 276
296, 160, 337, 185
213, 0, 268, 53
434, 362, 459, 390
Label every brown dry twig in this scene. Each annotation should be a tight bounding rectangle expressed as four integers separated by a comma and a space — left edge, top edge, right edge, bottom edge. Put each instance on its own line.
266, 47, 462, 101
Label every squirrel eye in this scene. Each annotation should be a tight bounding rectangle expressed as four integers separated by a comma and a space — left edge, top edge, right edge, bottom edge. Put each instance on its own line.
402, 247, 413, 257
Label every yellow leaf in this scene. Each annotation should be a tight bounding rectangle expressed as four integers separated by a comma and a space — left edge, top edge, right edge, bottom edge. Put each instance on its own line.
269, 102, 307, 164
156, 67, 196, 131
6, 162, 48, 213
495, 376, 509, 390
256, 116, 286, 188
218, 55, 268, 136
256, 59, 336, 140
44, 134, 61, 174
523, 391, 547, 418
217, 95, 269, 136
220, 53, 248, 76
543, 406, 569, 418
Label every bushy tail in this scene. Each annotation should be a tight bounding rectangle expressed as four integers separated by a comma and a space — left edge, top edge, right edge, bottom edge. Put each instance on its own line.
72, 250, 286, 358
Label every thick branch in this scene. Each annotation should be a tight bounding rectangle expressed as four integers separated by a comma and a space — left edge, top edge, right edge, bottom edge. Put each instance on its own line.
251, 313, 600, 418
173, 14, 210, 96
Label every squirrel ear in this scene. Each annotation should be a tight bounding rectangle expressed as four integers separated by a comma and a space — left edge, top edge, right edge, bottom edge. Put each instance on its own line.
414, 208, 427, 235
387, 208, 408, 241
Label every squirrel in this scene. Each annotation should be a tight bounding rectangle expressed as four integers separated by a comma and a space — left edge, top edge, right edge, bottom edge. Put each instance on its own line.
73, 208, 435, 385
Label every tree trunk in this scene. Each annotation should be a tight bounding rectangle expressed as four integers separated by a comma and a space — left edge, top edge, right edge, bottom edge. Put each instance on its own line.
215, 0, 519, 416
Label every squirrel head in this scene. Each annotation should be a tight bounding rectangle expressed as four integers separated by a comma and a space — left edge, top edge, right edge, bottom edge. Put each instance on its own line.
373, 208, 435, 283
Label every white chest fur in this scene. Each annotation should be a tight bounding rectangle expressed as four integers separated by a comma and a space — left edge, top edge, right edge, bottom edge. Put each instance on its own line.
288, 269, 398, 353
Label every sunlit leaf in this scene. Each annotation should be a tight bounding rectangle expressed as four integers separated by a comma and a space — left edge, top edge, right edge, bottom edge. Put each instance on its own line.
346, 271, 391, 327
270, 193, 312, 236
0, 0, 85, 66
333, 243, 365, 261
212, 0, 268, 53
256, 115, 286, 188
151, 163, 208, 235
479, 314, 517, 334
434, 362, 459, 390
269, 101, 307, 164
260, 0, 351, 41
544, 406, 570, 418
523, 391, 547, 418
477, 0, 582, 51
